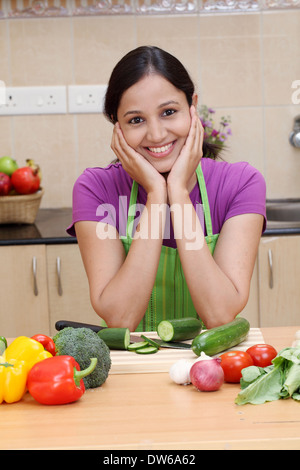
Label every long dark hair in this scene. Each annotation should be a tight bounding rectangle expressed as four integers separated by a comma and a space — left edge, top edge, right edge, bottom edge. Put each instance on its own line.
104, 46, 221, 159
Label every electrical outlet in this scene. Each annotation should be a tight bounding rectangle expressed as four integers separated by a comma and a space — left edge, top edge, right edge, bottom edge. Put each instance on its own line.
0, 86, 67, 116
68, 85, 107, 114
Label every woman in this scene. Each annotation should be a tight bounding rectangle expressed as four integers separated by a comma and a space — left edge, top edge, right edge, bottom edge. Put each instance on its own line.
67, 46, 266, 332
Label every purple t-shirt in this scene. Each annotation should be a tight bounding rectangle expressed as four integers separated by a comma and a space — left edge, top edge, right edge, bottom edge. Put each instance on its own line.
67, 158, 266, 247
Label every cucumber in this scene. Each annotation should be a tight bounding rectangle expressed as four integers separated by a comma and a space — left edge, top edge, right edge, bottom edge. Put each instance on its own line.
191, 317, 250, 357
127, 341, 149, 351
141, 335, 161, 349
157, 317, 202, 342
135, 346, 158, 354
97, 327, 130, 350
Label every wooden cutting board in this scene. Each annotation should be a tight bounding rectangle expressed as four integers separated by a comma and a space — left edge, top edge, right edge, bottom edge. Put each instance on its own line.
109, 328, 264, 375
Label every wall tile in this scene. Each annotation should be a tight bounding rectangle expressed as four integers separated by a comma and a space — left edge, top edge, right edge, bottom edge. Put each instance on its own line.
8, 18, 73, 86
0, 21, 10, 85
0, 10, 299, 207
216, 106, 265, 175
76, 113, 114, 175
136, 15, 200, 86
12, 114, 77, 207
0, 117, 13, 156
262, 10, 300, 105
264, 105, 300, 198
72, 16, 136, 84
198, 13, 263, 107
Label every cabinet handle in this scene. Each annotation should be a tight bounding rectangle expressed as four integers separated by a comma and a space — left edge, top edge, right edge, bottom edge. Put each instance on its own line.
268, 249, 274, 289
56, 257, 63, 296
32, 256, 38, 296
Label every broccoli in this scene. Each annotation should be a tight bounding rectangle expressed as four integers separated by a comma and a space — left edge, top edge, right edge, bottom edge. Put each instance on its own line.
53, 327, 111, 389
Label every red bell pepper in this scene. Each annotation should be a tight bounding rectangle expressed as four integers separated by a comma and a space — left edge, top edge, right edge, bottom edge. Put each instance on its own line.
31, 334, 56, 356
27, 355, 97, 405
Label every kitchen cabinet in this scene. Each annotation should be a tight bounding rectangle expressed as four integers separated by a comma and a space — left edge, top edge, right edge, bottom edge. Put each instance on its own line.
46, 244, 99, 336
258, 235, 300, 327
0, 244, 99, 338
0, 245, 50, 337
1, 229, 300, 336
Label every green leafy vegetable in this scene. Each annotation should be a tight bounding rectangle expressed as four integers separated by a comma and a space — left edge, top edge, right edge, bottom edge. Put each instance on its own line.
53, 327, 111, 389
235, 347, 300, 405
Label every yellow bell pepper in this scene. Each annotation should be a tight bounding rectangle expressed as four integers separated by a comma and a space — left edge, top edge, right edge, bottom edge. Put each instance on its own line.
4, 336, 52, 372
0, 356, 27, 404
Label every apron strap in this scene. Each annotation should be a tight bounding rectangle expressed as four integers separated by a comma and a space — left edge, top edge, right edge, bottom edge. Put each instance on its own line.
196, 164, 213, 237
126, 180, 139, 238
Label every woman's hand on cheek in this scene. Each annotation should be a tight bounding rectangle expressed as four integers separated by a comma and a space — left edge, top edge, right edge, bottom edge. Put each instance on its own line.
167, 106, 203, 191
111, 123, 166, 195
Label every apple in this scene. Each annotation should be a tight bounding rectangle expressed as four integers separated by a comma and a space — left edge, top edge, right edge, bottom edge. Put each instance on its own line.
0, 172, 12, 196
11, 166, 40, 195
0, 156, 18, 176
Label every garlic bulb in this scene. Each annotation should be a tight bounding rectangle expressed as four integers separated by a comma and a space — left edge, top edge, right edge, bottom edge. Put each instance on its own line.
194, 352, 213, 362
169, 353, 213, 385
169, 359, 193, 385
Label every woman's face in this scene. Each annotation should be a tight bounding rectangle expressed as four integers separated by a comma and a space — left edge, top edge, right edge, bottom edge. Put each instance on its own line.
117, 74, 193, 174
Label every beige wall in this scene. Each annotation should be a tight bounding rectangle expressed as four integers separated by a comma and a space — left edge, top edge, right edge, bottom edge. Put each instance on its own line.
0, 10, 300, 208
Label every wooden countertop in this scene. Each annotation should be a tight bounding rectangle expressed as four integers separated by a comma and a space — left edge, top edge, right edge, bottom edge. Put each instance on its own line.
1, 326, 300, 451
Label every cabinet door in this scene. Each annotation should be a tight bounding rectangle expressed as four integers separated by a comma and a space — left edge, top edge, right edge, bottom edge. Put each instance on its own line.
258, 236, 300, 327
0, 245, 50, 337
46, 244, 100, 336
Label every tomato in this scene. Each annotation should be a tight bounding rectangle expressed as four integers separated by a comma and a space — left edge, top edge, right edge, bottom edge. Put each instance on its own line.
246, 344, 277, 367
31, 334, 56, 356
219, 350, 253, 383
11, 166, 40, 195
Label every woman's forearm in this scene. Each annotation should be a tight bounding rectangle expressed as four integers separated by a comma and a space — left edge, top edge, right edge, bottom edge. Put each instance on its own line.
94, 190, 167, 330
168, 186, 252, 328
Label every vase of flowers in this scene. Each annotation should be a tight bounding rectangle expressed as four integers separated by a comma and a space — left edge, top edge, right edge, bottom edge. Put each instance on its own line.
198, 105, 232, 158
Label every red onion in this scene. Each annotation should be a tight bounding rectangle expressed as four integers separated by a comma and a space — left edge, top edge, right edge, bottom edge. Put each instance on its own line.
190, 358, 224, 392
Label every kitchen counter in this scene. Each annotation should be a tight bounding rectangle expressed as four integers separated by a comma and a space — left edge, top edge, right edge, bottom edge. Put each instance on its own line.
0, 208, 75, 245
1, 326, 299, 450
0, 208, 300, 246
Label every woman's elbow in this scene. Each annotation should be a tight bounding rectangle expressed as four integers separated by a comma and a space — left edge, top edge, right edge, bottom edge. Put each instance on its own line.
90, 295, 138, 331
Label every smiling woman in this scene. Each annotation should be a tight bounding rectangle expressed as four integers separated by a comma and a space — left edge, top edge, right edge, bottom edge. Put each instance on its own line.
67, 46, 266, 332
115, 74, 192, 177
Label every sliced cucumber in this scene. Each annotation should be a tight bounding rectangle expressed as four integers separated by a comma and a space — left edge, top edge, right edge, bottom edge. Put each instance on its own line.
135, 346, 158, 354
141, 335, 161, 349
97, 327, 130, 350
127, 341, 149, 351
157, 317, 202, 342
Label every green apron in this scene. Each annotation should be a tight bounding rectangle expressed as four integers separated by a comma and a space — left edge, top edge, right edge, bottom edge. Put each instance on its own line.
121, 164, 219, 331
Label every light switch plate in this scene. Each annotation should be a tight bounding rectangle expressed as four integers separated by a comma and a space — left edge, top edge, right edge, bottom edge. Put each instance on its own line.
68, 85, 107, 114
0, 86, 67, 115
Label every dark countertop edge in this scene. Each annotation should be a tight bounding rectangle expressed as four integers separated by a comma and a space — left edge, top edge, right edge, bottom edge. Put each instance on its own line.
0, 207, 300, 246
263, 227, 300, 236
0, 237, 78, 246
1, 228, 300, 246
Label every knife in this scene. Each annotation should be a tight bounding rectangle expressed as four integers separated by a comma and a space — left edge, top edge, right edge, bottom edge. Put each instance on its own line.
55, 320, 191, 349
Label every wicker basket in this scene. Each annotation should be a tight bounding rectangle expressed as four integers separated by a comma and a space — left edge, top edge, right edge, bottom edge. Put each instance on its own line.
0, 188, 44, 224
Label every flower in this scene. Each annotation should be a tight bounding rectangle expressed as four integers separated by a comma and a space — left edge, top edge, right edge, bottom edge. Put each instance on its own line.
198, 105, 232, 149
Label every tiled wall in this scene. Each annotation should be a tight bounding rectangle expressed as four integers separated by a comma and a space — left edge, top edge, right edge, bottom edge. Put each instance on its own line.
0, 10, 300, 208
